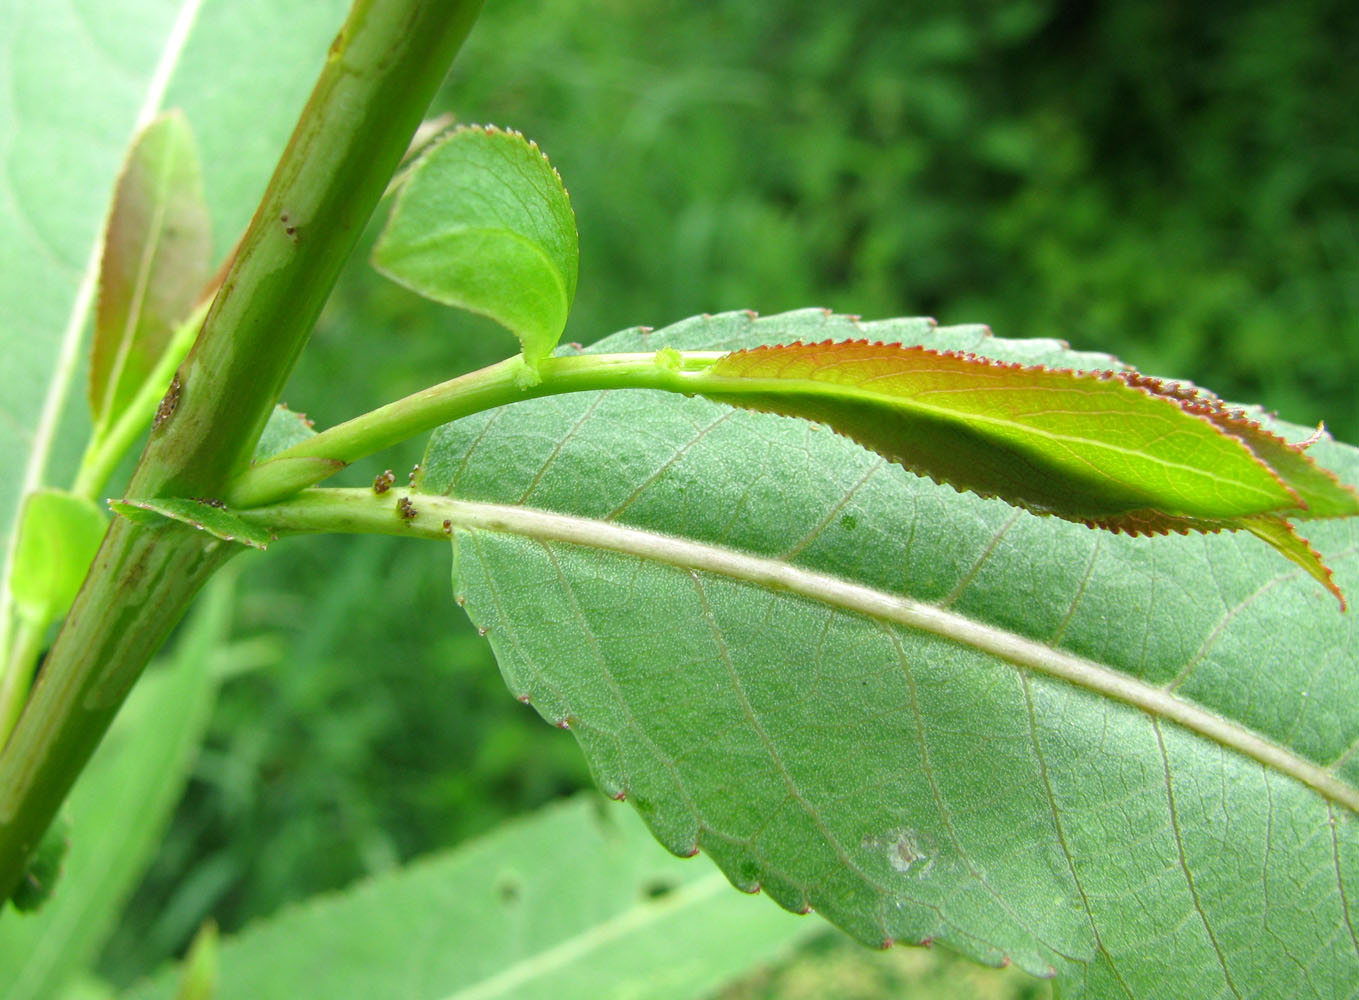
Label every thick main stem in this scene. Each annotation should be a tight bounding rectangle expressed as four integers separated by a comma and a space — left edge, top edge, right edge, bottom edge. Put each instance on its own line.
0, 0, 484, 901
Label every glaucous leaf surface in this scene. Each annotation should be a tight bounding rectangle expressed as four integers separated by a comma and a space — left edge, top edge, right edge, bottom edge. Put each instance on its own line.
91, 111, 210, 432
126, 794, 816, 1000
419, 309, 1359, 997
373, 125, 579, 370
0, 0, 348, 683
0, 578, 229, 1000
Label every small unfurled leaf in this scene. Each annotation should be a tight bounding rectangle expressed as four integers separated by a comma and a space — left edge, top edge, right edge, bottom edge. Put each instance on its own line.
692, 340, 1359, 604
111, 498, 273, 550
9, 490, 107, 628
372, 125, 578, 371
91, 111, 211, 432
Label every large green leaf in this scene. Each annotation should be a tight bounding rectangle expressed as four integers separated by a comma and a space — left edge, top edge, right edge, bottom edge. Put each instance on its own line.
0, 0, 349, 697
126, 794, 816, 1000
419, 309, 1359, 996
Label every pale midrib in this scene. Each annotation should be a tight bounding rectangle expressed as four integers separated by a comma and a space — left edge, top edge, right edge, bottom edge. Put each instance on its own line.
440, 871, 729, 1000
434, 497, 1359, 814
0, 0, 203, 655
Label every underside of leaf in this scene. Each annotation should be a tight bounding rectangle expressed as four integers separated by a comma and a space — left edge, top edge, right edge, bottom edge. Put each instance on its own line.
419, 309, 1359, 996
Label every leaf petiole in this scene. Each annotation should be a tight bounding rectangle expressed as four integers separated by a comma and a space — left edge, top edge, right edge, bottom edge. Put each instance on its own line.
225, 350, 727, 508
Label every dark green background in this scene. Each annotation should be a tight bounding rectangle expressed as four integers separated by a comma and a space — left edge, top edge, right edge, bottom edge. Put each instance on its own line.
104, 2, 1357, 995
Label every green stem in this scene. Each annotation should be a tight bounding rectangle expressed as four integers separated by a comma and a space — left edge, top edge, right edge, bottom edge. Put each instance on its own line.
0, 0, 484, 903
73, 299, 212, 501
228, 350, 726, 508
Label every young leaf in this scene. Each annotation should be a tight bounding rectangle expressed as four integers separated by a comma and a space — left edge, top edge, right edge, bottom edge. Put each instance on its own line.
8, 491, 107, 629
421, 309, 1359, 997
90, 111, 211, 434
372, 125, 579, 372
690, 341, 1359, 605
125, 795, 815, 1000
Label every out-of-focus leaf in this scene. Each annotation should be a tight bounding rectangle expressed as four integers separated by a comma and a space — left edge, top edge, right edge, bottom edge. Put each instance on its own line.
373, 126, 578, 371
126, 795, 816, 1000
420, 309, 1359, 997
91, 111, 210, 432
111, 499, 273, 550
690, 340, 1359, 603
8, 490, 107, 628
0, 575, 231, 1000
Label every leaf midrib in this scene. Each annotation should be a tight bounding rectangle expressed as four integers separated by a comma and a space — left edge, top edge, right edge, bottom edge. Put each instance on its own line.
432, 495, 1359, 814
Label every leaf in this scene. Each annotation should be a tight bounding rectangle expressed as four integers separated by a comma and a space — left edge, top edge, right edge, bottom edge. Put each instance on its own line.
91, 111, 211, 433
125, 795, 817, 1000
111, 498, 274, 550
0, 0, 350, 707
372, 125, 579, 371
254, 403, 317, 461
0, 576, 229, 1000
420, 309, 1359, 997
8, 491, 107, 628
690, 341, 1359, 606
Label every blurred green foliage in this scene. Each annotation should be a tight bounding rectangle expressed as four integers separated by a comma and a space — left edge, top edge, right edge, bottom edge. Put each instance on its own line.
102, 0, 1357, 994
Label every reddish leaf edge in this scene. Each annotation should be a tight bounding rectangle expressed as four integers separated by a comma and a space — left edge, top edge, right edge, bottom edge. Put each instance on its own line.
707, 340, 1359, 609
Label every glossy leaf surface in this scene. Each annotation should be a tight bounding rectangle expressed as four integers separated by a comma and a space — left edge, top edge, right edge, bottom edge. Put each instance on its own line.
127, 795, 815, 1000
373, 125, 578, 369
91, 111, 210, 432
421, 309, 1359, 997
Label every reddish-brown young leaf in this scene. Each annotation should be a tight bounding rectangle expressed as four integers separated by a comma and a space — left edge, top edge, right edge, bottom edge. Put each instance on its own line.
90, 111, 211, 432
